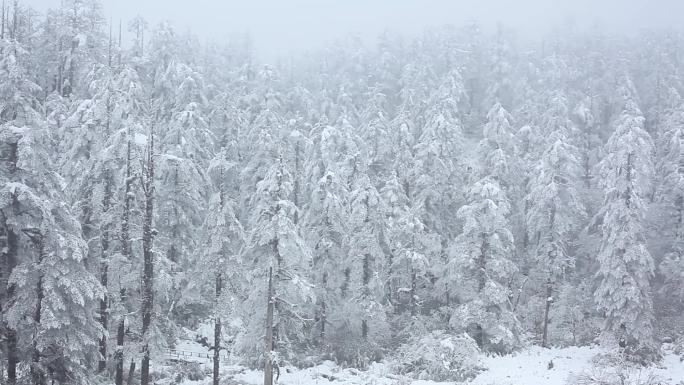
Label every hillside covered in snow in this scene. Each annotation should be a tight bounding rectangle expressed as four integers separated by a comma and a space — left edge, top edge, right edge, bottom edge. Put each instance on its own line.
2, 1, 684, 384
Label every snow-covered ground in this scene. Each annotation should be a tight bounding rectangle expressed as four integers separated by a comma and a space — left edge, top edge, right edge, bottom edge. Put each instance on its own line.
164, 338, 684, 385
226, 348, 684, 385
471, 345, 684, 385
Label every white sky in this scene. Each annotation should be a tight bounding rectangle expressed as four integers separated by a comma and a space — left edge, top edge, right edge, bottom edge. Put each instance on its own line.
21, 0, 684, 60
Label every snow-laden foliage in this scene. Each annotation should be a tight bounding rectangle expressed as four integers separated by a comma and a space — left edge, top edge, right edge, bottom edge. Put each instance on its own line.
448, 176, 521, 353
3, 2, 684, 384
394, 330, 482, 382
592, 81, 659, 362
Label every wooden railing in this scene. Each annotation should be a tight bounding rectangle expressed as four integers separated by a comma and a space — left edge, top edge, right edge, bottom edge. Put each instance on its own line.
164, 348, 229, 363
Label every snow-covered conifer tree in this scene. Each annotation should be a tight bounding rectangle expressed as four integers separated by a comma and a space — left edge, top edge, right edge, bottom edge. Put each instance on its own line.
593, 76, 659, 361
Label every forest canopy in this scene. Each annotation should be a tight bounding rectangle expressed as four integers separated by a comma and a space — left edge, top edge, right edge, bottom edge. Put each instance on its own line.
1, 1, 684, 384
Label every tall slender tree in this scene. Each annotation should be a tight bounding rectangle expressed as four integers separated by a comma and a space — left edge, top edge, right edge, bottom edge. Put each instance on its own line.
593, 77, 659, 361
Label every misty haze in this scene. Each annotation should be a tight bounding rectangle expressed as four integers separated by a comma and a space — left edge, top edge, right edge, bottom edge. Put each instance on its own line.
1, 1, 684, 385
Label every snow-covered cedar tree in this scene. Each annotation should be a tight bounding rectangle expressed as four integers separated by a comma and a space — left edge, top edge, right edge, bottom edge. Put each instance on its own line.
479, 103, 520, 189
592, 79, 659, 363
654, 103, 684, 342
382, 171, 439, 318
196, 148, 245, 384
236, 156, 314, 367
546, 279, 602, 347
524, 131, 586, 346
448, 176, 521, 354
479, 102, 525, 263
1, 34, 102, 384
1, 126, 102, 384
300, 124, 352, 350
327, 172, 391, 367
413, 70, 466, 307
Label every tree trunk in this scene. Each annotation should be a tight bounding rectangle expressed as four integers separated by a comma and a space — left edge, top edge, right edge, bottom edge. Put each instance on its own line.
98, 172, 112, 373
140, 132, 155, 385
6, 327, 17, 385
264, 267, 274, 385
98, 266, 109, 372
409, 270, 417, 316
541, 278, 553, 348
319, 268, 327, 342
213, 273, 222, 385
676, 193, 683, 243
293, 142, 301, 224
114, 305, 125, 385
26, 230, 45, 385
2, 141, 18, 385
1, 0, 5, 41
115, 141, 133, 385
126, 360, 135, 385
475, 233, 489, 350
0, 224, 19, 385
32, 275, 45, 385
320, 301, 326, 340
542, 206, 557, 349
362, 253, 370, 338
478, 234, 488, 291
3, 228, 18, 385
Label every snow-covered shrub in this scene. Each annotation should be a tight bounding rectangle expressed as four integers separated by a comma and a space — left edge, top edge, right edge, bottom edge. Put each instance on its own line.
450, 295, 522, 354
153, 361, 207, 384
569, 353, 664, 385
571, 370, 663, 385
570, 366, 663, 385
393, 330, 482, 381
549, 282, 602, 346
324, 300, 390, 367
391, 311, 452, 349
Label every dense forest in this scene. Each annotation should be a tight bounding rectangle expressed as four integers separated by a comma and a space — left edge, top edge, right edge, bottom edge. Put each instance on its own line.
1, 0, 684, 384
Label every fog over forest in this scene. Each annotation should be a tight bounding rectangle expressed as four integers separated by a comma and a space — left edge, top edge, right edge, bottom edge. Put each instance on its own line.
2, 1, 684, 385
21, 0, 684, 58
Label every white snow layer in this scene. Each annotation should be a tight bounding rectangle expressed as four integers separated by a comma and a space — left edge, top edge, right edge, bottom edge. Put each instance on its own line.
170, 344, 684, 385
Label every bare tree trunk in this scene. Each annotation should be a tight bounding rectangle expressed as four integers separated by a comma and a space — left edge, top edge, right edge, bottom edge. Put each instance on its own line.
115, 140, 133, 385
98, 171, 112, 373
2, 141, 18, 385
63, 6, 78, 97
213, 273, 222, 385
2, 226, 17, 385
341, 267, 351, 298
478, 235, 488, 291
319, 268, 327, 342
476, 233, 489, 349
320, 301, 326, 341
126, 360, 135, 385
6, 327, 17, 385
676, 194, 683, 241
541, 278, 553, 348
542, 206, 557, 349
362, 253, 370, 338
25, 230, 45, 385
1, 0, 5, 41
98, 270, 109, 372
264, 268, 274, 385
114, 303, 125, 385
293, 141, 301, 224
409, 270, 417, 316
140, 132, 155, 385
